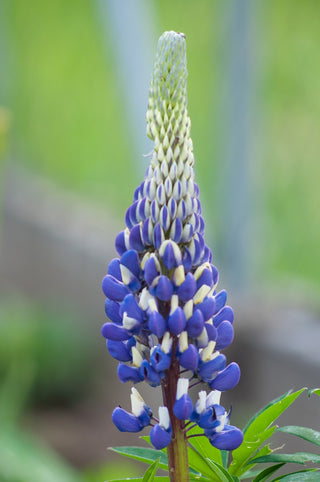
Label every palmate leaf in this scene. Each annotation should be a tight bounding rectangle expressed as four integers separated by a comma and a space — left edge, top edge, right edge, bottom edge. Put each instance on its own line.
229, 388, 306, 477
278, 426, 320, 447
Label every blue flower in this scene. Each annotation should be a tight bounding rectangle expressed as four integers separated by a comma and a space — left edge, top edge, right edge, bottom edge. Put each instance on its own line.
112, 388, 152, 432
150, 407, 172, 449
173, 378, 193, 420
101, 30, 243, 454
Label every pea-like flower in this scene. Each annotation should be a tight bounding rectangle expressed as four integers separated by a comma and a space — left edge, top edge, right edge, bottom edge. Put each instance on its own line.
101, 30, 243, 479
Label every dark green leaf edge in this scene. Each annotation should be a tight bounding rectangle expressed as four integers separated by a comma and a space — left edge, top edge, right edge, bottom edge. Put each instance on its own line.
108, 446, 169, 472
243, 388, 306, 436
187, 425, 223, 466
251, 463, 285, 482
249, 452, 320, 466
187, 442, 228, 481
308, 388, 320, 398
204, 457, 237, 482
277, 425, 320, 447
270, 468, 319, 481
106, 478, 169, 482
229, 388, 306, 477
142, 458, 160, 482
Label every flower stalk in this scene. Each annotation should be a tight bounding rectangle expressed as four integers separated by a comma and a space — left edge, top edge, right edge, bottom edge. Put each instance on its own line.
161, 336, 189, 481
101, 31, 243, 481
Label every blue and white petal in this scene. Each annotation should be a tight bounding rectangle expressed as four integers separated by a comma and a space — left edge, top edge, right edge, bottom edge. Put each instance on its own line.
173, 378, 193, 420
112, 407, 143, 433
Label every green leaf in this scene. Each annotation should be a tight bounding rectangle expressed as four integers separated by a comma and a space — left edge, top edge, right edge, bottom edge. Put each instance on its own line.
308, 388, 320, 398
106, 479, 144, 481
229, 388, 306, 477
240, 469, 266, 480
278, 425, 320, 447
270, 469, 319, 481
221, 451, 229, 468
252, 463, 285, 482
244, 389, 306, 439
187, 425, 222, 465
250, 452, 320, 465
142, 458, 160, 482
106, 478, 169, 482
84, 460, 141, 481
239, 445, 274, 481
230, 426, 276, 478
189, 477, 211, 482
187, 443, 219, 480
254, 443, 273, 458
109, 447, 169, 472
204, 458, 238, 482
140, 436, 210, 479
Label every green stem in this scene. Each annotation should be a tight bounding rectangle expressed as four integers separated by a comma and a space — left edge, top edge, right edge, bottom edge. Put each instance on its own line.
161, 337, 189, 482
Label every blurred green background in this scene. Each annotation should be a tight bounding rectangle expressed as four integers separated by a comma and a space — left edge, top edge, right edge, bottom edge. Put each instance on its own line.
0, 1, 319, 481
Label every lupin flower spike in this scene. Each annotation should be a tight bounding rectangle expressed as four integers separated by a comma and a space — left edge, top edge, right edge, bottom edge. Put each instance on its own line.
102, 31, 243, 481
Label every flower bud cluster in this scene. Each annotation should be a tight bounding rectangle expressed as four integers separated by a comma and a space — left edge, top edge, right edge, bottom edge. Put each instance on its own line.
101, 31, 242, 452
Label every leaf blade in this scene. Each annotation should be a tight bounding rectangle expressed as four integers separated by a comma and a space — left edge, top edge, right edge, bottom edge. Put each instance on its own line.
252, 463, 285, 482
142, 458, 160, 482
278, 426, 320, 447
187, 425, 223, 465
308, 388, 320, 398
249, 452, 320, 466
229, 388, 306, 477
270, 469, 319, 481
109, 446, 169, 472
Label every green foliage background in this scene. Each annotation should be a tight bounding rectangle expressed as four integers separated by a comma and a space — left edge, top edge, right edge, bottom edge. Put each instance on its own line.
1, 0, 320, 289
